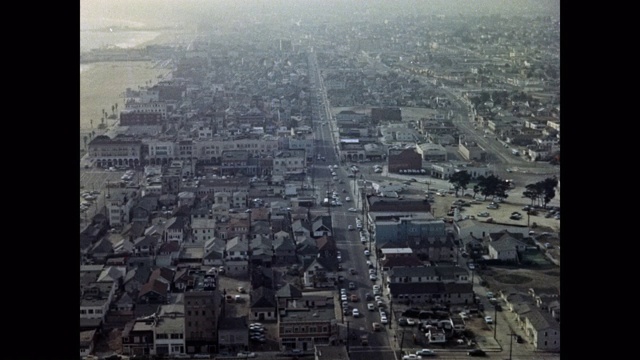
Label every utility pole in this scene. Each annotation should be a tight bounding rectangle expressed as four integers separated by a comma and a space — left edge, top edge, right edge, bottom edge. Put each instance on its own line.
346, 320, 350, 354
508, 331, 517, 360
399, 329, 405, 354
493, 304, 498, 340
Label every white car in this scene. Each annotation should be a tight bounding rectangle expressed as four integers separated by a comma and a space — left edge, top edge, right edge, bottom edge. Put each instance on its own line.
345, 197, 351, 201
374, 295, 382, 302
348, 225, 354, 230
367, 303, 375, 311
352, 308, 360, 317
341, 294, 348, 301
364, 249, 370, 256
484, 316, 493, 324
406, 318, 416, 326
402, 355, 422, 360
366, 260, 373, 268
416, 349, 436, 356
369, 274, 377, 281
380, 316, 388, 324
372, 285, 380, 291
348, 207, 358, 212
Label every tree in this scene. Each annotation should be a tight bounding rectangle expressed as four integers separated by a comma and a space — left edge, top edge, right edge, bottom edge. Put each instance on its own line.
112, 105, 115, 114
83, 135, 88, 150
449, 170, 472, 197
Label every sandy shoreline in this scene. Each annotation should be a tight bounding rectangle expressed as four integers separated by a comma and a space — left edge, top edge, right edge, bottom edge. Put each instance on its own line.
79, 29, 189, 150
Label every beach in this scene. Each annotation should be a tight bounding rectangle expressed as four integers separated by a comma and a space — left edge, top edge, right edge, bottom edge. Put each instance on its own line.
79, 29, 187, 152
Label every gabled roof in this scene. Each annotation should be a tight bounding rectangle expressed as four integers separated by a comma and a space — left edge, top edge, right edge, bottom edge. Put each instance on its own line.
311, 216, 332, 232
526, 307, 560, 331
158, 240, 181, 254
134, 235, 158, 248
165, 216, 187, 231
276, 283, 303, 299
315, 236, 336, 252
226, 236, 248, 252
138, 278, 169, 299
274, 236, 296, 251
250, 286, 278, 308
489, 237, 527, 251
97, 266, 125, 283
291, 219, 311, 234
90, 238, 113, 254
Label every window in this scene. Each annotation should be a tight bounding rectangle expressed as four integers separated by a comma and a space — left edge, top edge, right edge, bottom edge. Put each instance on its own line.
156, 334, 168, 339
170, 334, 183, 339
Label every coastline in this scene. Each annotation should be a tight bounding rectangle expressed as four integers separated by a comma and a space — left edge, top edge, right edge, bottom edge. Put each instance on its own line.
79, 29, 187, 151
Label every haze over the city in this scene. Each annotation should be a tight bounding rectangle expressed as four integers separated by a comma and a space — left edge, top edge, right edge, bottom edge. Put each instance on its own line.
81, 0, 560, 30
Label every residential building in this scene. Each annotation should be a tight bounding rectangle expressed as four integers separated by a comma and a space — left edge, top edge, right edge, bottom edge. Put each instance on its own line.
154, 304, 186, 356
278, 293, 339, 351
218, 316, 250, 355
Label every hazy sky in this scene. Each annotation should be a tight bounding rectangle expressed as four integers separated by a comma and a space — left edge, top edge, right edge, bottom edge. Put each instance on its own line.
81, 0, 560, 29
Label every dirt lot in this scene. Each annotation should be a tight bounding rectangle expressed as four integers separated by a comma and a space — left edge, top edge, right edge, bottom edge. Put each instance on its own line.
478, 266, 560, 296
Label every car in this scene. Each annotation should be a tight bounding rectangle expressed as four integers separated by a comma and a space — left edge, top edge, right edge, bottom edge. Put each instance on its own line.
487, 204, 499, 209
342, 301, 349, 308
367, 303, 375, 311
486, 292, 494, 298
406, 318, 416, 326
372, 284, 380, 291
477, 212, 490, 217
351, 294, 359, 302
416, 349, 436, 356
369, 274, 377, 281
374, 295, 382, 302
372, 322, 382, 331
348, 225, 354, 230
380, 316, 388, 324
290, 349, 303, 355
341, 294, 348, 301
467, 349, 486, 356
237, 352, 256, 358
349, 282, 356, 290
349, 268, 357, 275
348, 207, 358, 212
459, 312, 469, 319
398, 318, 408, 326
343, 308, 350, 315
366, 260, 373, 268
484, 316, 493, 324
340, 288, 347, 294
365, 292, 373, 300
345, 197, 351, 201
364, 249, 370, 256
467, 263, 475, 270
402, 355, 422, 360
352, 308, 360, 317
369, 269, 376, 275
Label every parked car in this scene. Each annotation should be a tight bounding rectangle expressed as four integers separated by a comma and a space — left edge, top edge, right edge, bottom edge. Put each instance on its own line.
402, 355, 422, 360
484, 316, 493, 324
416, 349, 436, 356
368, 303, 376, 311
349, 282, 356, 290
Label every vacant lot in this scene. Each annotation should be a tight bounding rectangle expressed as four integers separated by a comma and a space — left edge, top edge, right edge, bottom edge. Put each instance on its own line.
479, 266, 560, 295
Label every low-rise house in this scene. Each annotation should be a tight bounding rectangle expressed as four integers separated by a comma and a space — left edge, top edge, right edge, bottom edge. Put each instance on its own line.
155, 304, 186, 356
311, 216, 332, 238
138, 267, 174, 304
80, 281, 117, 322
250, 287, 278, 322
249, 235, 274, 267
425, 327, 447, 343
133, 235, 161, 257
523, 308, 560, 351
203, 238, 226, 267
303, 257, 339, 289
164, 216, 189, 243
224, 236, 249, 276
274, 235, 297, 264
80, 329, 97, 358
156, 241, 181, 267
487, 236, 528, 262
123, 266, 152, 298
122, 316, 156, 357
